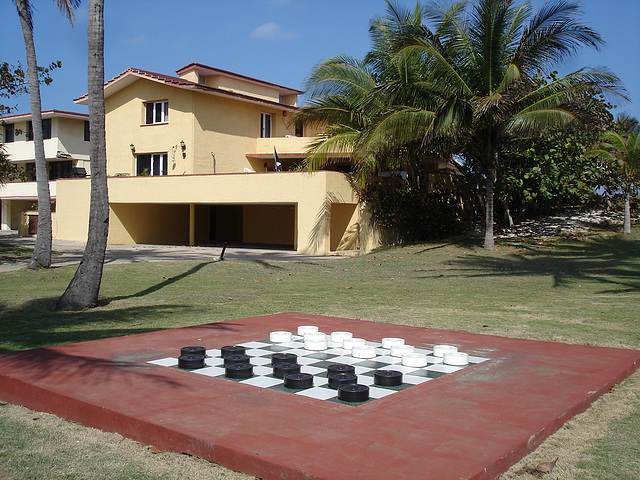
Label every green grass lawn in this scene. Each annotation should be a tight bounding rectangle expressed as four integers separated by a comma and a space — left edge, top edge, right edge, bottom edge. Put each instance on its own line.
0, 230, 639, 479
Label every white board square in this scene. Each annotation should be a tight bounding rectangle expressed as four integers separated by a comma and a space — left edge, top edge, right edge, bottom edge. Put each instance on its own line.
295, 387, 336, 400
252, 365, 274, 376
148, 357, 178, 367
367, 386, 398, 399
427, 364, 464, 373
192, 366, 226, 377
301, 365, 325, 376
403, 375, 432, 385
240, 376, 283, 388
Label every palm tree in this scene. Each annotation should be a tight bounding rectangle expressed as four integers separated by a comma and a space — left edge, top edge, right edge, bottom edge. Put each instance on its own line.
14, 0, 80, 269
364, 0, 625, 249
296, 54, 378, 184
586, 117, 640, 234
57, 0, 108, 310
298, 2, 445, 186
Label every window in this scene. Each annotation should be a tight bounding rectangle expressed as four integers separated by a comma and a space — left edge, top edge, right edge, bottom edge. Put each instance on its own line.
42, 119, 51, 139
26, 163, 36, 181
49, 160, 72, 180
84, 121, 90, 141
145, 101, 169, 125
3, 123, 14, 143
295, 122, 303, 137
260, 113, 272, 138
25, 160, 73, 180
26, 119, 51, 140
136, 153, 168, 176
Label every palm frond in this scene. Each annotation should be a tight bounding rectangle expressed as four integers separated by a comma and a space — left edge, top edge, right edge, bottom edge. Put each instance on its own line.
303, 125, 361, 171
506, 107, 578, 135
55, 0, 81, 25
514, 0, 603, 75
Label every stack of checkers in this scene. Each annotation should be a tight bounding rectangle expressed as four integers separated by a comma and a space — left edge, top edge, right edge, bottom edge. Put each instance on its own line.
148, 325, 489, 404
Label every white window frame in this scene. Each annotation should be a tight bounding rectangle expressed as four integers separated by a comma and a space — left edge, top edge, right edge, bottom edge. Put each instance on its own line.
145, 101, 169, 125
136, 153, 168, 176
260, 113, 272, 138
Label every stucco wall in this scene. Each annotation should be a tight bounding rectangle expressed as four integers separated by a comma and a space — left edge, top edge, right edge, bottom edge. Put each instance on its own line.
104, 77, 301, 177
55, 117, 90, 160
105, 79, 195, 177
53, 171, 373, 254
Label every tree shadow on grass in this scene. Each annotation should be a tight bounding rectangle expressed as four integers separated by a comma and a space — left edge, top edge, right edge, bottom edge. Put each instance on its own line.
102, 260, 214, 303
0, 298, 241, 355
0, 299, 193, 354
445, 235, 640, 293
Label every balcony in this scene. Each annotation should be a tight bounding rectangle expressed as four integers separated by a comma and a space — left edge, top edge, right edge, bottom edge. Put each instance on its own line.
0, 180, 57, 200
254, 136, 313, 155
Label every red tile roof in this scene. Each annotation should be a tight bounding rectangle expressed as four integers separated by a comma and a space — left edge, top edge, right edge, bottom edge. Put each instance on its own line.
0, 109, 89, 121
74, 67, 300, 111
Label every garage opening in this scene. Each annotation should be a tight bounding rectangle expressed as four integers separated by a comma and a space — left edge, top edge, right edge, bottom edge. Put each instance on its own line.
111, 203, 295, 249
200, 204, 295, 249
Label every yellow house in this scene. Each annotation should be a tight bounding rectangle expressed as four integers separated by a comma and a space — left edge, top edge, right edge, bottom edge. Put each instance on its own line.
53, 63, 379, 254
0, 110, 91, 232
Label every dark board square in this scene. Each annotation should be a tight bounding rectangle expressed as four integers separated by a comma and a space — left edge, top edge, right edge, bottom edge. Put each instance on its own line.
352, 360, 393, 369
257, 345, 292, 352
305, 352, 340, 360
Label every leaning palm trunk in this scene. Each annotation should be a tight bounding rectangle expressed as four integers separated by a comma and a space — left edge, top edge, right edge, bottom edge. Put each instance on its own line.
57, 0, 108, 310
16, 0, 52, 269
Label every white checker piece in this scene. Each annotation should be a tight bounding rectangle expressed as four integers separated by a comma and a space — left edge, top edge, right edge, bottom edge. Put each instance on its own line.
149, 332, 489, 405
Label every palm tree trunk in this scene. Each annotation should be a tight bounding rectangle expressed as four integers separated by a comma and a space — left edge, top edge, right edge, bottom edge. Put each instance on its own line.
623, 191, 631, 234
16, 0, 52, 269
57, 0, 108, 311
484, 169, 495, 250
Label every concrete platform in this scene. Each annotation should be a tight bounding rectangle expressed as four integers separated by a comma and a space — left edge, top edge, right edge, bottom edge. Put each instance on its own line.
0, 313, 639, 480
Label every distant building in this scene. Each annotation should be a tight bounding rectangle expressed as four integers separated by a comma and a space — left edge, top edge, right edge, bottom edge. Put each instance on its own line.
0, 110, 90, 233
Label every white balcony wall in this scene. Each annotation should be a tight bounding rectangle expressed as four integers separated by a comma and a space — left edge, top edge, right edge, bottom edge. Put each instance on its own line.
0, 180, 56, 198
4, 138, 90, 163
254, 136, 313, 155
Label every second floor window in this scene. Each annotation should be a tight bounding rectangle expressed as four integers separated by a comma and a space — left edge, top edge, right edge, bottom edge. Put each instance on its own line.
26, 119, 51, 140
84, 121, 90, 141
25, 160, 72, 181
136, 153, 167, 176
260, 113, 271, 138
4, 123, 14, 143
42, 119, 51, 139
145, 101, 168, 125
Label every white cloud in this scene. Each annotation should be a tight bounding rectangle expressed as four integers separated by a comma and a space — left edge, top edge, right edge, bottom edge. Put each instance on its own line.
250, 21, 297, 40
121, 34, 146, 46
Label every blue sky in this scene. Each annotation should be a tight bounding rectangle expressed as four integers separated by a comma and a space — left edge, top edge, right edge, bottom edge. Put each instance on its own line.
2, 0, 638, 120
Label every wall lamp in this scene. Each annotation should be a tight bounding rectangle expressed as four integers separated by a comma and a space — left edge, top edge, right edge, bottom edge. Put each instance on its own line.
130, 143, 135, 154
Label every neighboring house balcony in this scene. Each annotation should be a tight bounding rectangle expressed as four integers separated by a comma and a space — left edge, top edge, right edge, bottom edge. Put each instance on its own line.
3, 137, 89, 166
0, 109, 91, 232
0, 181, 56, 231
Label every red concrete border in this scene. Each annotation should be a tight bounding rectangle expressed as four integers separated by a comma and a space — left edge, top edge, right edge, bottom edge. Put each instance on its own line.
1, 313, 639, 479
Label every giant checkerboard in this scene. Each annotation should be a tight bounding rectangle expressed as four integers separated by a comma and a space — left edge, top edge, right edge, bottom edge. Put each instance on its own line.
148, 327, 490, 404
